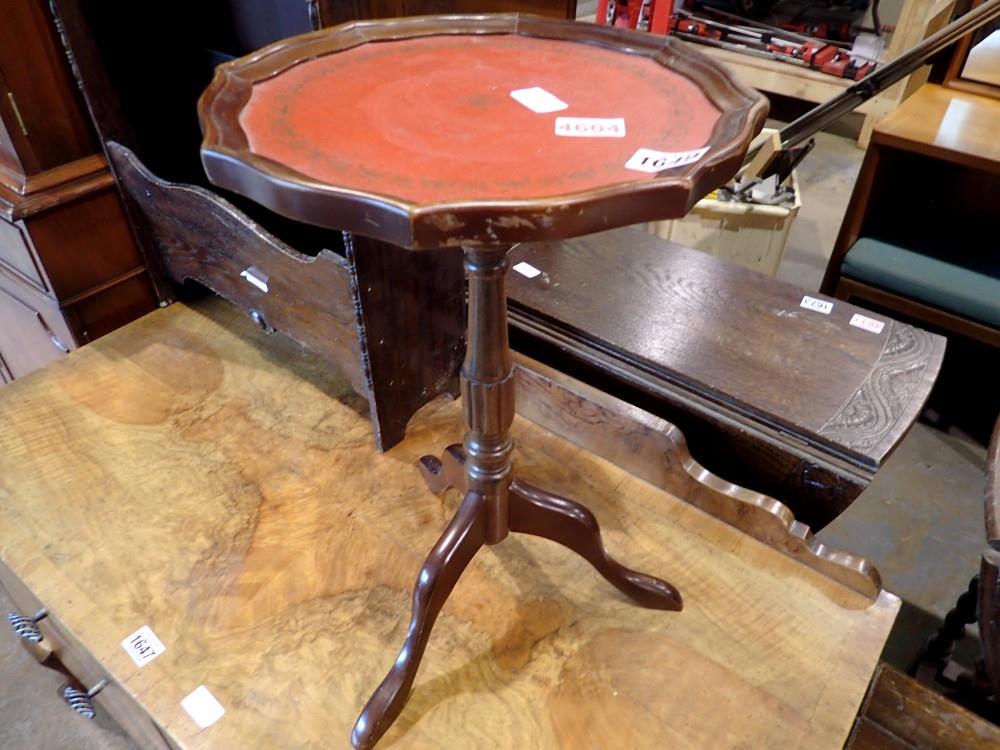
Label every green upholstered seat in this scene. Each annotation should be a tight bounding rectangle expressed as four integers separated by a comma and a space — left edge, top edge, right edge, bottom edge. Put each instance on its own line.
842, 237, 1000, 329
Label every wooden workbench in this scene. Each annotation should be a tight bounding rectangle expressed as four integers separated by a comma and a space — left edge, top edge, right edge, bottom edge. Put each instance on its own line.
0, 297, 899, 749
677, 0, 956, 147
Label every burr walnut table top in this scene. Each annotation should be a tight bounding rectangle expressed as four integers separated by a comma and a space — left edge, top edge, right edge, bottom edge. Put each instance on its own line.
198, 15, 767, 248
0, 298, 897, 749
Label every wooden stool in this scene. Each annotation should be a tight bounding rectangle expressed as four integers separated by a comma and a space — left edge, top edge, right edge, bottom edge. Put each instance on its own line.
198, 15, 766, 748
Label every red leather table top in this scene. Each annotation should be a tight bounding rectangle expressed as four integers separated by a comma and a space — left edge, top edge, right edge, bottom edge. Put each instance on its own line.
239, 34, 722, 205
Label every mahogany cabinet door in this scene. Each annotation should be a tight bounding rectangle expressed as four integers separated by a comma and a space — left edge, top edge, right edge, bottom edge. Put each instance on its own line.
0, 0, 96, 186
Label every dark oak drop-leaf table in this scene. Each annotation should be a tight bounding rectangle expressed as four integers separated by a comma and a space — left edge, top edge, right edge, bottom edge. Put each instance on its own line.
198, 15, 767, 748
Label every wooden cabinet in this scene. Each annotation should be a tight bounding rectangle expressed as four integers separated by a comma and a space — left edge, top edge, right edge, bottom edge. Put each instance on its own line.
0, 275, 74, 378
0, 0, 95, 191
0, 0, 158, 384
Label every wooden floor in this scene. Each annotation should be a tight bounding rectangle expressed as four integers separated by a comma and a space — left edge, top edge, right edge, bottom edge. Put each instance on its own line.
0, 297, 899, 749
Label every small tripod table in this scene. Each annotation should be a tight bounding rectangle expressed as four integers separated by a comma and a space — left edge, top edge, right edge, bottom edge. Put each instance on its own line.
199, 14, 766, 748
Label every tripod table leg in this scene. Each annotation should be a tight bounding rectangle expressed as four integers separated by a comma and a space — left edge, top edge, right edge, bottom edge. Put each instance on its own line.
352, 491, 488, 750
509, 479, 682, 611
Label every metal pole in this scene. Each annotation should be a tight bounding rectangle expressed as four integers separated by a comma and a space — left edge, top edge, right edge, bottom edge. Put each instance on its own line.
743, 0, 1000, 162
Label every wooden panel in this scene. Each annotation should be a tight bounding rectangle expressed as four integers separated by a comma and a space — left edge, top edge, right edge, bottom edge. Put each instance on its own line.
0, 297, 899, 750
111, 142, 463, 451
348, 234, 465, 450
23, 186, 147, 302
847, 718, 908, 749
64, 271, 158, 343
108, 142, 368, 399
846, 663, 1000, 749
0, 271, 74, 378
513, 355, 882, 599
873, 84, 1000, 175
508, 226, 945, 469
0, 0, 95, 185
0, 216, 47, 292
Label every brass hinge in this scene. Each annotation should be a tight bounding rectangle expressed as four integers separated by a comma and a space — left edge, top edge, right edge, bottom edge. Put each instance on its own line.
7, 92, 28, 136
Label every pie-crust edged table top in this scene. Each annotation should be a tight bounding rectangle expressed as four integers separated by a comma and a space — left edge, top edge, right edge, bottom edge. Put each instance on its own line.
0, 298, 900, 749
198, 14, 767, 248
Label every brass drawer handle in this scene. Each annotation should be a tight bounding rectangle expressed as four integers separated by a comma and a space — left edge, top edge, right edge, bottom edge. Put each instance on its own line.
7, 608, 48, 643
62, 679, 108, 720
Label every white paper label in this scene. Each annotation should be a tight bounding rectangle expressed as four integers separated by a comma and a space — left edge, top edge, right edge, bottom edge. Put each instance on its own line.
240, 268, 269, 293
554, 117, 626, 138
800, 295, 833, 315
121, 625, 166, 668
624, 146, 709, 173
510, 87, 568, 114
512, 262, 542, 279
850, 313, 885, 334
182, 686, 226, 729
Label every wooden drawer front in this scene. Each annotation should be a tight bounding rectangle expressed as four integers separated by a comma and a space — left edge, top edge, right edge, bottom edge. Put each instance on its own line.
0, 271, 74, 378
0, 216, 47, 292
0, 562, 174, 750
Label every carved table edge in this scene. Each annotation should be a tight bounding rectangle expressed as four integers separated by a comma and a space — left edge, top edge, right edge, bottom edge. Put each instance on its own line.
513, 353, 883, 603
818, 321, 947, 464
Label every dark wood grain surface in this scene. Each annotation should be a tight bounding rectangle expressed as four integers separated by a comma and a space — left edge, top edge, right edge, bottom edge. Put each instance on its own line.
109, 144, 367, 394
509, 226, 945, 471
846, 663, 1000, 749
346, 234, 465, 449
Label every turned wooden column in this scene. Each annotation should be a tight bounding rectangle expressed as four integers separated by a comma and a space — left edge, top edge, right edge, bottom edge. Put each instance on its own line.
461, 245, 515, 545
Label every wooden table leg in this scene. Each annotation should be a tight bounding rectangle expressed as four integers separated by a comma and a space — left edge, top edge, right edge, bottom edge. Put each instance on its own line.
353, 245, 681, 748
351, 491, 487, 750
418, 444, 681, 610
508, 479, 682, 610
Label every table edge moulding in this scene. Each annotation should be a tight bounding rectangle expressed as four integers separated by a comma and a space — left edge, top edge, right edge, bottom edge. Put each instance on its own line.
198, 13, 769, 250
198, 14, 768, 749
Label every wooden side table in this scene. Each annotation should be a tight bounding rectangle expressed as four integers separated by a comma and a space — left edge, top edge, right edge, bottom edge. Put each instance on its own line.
0, 296, 899, 750
198, 15, 767, 748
